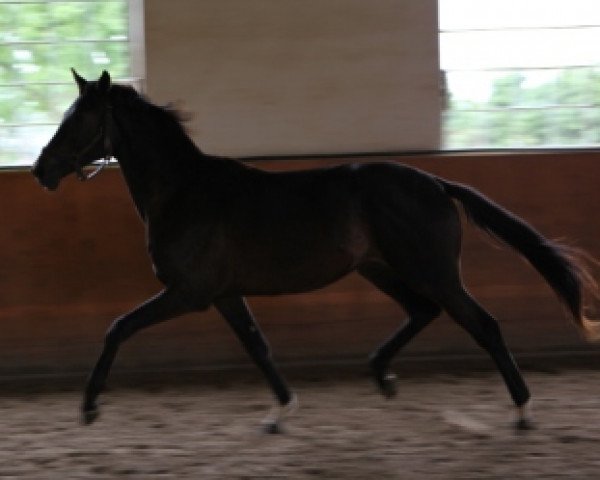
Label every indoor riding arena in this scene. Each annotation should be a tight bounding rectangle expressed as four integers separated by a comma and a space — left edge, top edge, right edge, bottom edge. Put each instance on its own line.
3, 1, 600, 479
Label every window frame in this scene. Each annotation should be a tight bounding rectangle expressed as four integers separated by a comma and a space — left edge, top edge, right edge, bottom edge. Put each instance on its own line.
0, 0, 145, 168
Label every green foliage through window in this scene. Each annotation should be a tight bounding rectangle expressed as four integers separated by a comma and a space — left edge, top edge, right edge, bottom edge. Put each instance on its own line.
0, 0, 130, 166
444, 67, 600, 149
439, 0, 600, 150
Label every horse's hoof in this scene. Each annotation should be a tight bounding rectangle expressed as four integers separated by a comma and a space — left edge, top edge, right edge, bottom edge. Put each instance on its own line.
375, 373, 397, 399
261, 421, 283, 434
514, 400, 534, 432
369, 357, 397, 399
81, 407, 100, 425
514, 418, 535, 431
260, 394, 298, 434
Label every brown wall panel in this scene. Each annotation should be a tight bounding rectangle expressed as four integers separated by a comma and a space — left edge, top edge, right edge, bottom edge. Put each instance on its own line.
1, 151, 599, 375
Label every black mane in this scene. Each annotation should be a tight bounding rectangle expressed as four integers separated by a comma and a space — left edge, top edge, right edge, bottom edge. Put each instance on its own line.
114, 84, 188, 128
111, 83, 204, 161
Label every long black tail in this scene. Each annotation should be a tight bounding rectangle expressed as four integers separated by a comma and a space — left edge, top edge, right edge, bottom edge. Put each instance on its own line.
438, 177, 600, 340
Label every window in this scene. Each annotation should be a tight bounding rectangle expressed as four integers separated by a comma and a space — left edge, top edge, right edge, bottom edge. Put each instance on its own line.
0, 0, 137, 166
5, 1, 600, 163
440, 0, 600, 149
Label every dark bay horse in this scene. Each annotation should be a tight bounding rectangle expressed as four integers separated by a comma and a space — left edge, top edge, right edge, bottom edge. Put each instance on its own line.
32, 70, 599, 431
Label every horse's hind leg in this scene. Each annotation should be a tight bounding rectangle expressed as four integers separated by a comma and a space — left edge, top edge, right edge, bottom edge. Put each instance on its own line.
441, 288, 533, 429
214, 296, 296, 433
82, 288, 193, 424
359, 263, 442, 398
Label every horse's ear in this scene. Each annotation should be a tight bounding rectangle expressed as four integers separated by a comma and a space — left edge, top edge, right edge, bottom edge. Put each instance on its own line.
71, 68, 87, 95
98, 70, 112, 94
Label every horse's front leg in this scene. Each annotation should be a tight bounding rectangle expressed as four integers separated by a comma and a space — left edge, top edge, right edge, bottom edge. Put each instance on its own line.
214, 296, 297, 433
82, 288, 192, 424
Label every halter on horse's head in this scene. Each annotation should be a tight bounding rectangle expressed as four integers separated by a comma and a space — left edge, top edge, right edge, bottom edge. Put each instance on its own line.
32, 69, 113, 190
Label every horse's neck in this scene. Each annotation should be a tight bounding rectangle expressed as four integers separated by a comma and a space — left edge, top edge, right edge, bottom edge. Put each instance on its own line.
113, 114, 202, 221
115, 106, 232, 222
113, 147, 152, 221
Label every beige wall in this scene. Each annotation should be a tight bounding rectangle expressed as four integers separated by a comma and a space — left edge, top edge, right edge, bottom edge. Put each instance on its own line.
144, 0, 441, 156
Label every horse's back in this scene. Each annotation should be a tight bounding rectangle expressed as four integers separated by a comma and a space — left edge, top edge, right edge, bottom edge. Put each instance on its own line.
155, 159, 463, 298
221, 163, 369, 294
226, 161, 462, 295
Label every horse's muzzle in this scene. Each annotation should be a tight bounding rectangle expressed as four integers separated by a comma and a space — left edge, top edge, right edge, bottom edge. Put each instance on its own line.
31, 154, 60, 191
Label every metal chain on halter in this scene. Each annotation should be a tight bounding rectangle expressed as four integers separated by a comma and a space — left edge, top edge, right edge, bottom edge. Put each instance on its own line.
72, 104, 113, 181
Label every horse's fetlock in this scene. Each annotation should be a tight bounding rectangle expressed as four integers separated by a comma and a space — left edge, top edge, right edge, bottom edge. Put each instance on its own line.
368, 351, 386, 375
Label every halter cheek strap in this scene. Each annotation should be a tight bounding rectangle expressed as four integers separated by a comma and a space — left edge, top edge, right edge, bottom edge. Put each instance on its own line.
71, 104, 113, 181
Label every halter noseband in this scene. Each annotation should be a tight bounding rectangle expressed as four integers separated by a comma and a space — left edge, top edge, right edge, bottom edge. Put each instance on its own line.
71, 103, 114, 181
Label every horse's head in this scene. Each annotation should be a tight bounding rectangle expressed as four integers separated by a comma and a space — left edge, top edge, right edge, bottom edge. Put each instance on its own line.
32, 69, 114, 190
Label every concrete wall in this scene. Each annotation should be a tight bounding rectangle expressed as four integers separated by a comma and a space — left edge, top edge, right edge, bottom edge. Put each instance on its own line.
1, 152, 599, 376
143, 0, 441, 156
